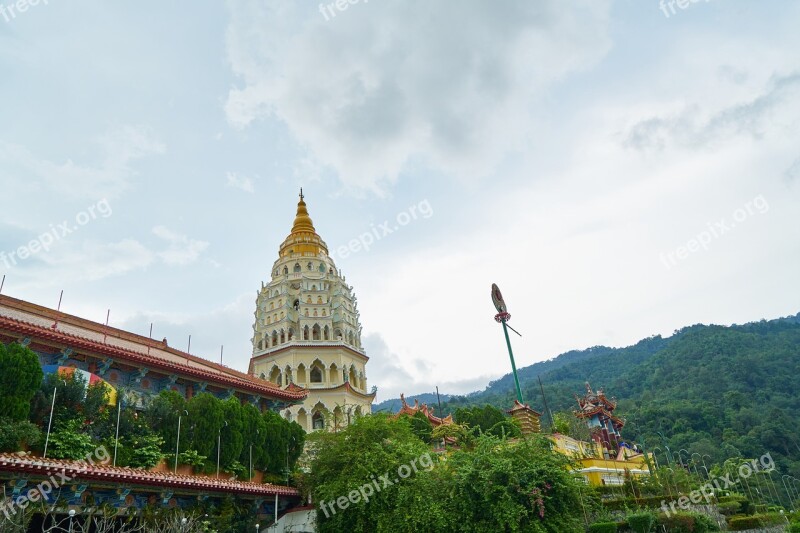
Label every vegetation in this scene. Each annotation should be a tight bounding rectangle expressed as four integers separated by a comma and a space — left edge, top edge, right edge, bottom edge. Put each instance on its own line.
2, 342, 305, 478
431, 314, 800, 494
0, 342, 43, 421
302, 413, 587, 532
0, 417, 41, 452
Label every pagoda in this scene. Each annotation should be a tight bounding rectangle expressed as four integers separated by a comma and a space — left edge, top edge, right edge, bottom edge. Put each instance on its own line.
248, 191, 376, 432
574, 382, 625, 453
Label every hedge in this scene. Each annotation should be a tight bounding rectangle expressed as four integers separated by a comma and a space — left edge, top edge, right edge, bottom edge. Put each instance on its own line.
728, 512, 786, 531
589, 522, 618, 533
658, 511, 720, 533
627, 511, 656, 533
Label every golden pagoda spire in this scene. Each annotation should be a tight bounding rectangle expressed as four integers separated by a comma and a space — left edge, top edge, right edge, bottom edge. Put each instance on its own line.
290, 188, 316, 234
279, 189, 328, 257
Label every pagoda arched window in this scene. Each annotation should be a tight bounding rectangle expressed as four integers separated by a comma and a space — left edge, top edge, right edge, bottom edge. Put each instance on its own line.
310, 366, 323, 383
294, 263, 301, 273
312, 412, 325, 430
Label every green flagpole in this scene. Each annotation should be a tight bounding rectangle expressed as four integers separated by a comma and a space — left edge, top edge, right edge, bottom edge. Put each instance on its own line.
501, 317, 524, 403
492, 283, 523, 404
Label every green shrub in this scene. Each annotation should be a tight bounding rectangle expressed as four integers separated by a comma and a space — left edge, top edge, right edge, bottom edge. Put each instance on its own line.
127, 434, 164, 469
691, 512, 720, 532
589, 522, 618, 533
0, 418, 41, 452
788, 522, 800, 533
47, 419, 95, 460
627, 511, 656, 533
178, 449, 207, 468
223, 460, 247, 479
659, 511, 720, 533
728, 512, 785, 531
717, 500, 742, 516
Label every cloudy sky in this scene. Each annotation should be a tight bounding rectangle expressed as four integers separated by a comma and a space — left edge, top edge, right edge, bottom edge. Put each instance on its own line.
1, 1, 798, 402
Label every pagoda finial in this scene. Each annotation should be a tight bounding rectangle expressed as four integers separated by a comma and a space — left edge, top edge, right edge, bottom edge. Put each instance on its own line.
300, 187, 304, 200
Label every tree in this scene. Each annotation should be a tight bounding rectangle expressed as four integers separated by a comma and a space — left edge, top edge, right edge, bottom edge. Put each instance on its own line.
304, 414, 587, 532
220, 397, 244, 468
0, 418, 41, 452
0, 342, 43, 421
186, 393, 224, 458
143, 390, 187, 454
405, 411, 433, 443
303, 414, 432, 532
47, 419, 95, 460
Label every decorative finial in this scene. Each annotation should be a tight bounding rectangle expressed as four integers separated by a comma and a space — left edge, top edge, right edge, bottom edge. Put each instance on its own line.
299, 187, 304, 200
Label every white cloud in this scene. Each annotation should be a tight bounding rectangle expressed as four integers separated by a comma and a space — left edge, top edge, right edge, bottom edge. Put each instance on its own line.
0, 125, 165, 231
624, 73, 800, 152
363, 332, 501, 402
224, 0, 612, 193
152, 226, 210, 266
225, 171, 255, 193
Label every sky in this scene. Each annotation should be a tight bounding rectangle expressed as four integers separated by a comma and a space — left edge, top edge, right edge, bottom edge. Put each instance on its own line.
1, 1, 798, 403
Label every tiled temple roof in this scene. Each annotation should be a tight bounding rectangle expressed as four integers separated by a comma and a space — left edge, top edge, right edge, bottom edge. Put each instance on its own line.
0, 294, 307, 402
0, 454, 299, 497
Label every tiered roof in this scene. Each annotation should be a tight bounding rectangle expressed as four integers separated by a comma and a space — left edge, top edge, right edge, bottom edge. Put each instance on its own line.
574, 382, 624, 428
396, 393, 453, 427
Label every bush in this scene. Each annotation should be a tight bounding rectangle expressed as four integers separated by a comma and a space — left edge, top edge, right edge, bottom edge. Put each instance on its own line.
178, 449, 207, 468
223, 460, 247, 479
788, 523, 800, 533
589, 522, 618, 533
728, 512, 785, 531
47, 419, 96, 460
627, 511, 656, 533
659, 511, 720, 533
0, 418, 41, 452
0, 343, 43, 421
127, 434, 165, 469
717, 500, 742, 516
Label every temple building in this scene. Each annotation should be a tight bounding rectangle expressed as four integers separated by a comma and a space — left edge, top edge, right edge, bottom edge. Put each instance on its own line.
395, 393, 454, 427
548, 382, 651, 486
0, 295, 307, 411
0, 294, 306, 519
574, 382, 625, 453
248, 191, 376, 432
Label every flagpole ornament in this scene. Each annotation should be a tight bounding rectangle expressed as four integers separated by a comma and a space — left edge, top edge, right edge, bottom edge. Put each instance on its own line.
492, 283, 511, 322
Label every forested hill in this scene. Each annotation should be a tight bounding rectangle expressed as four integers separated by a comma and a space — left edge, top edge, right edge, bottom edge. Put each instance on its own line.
376, 312, 800, 474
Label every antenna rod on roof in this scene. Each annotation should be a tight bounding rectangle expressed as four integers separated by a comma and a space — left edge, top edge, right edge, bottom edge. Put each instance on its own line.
0, 274, 5, 294
187, 335, 191, 354
220, 345, 224, 365
51, 290, 64, 329
147, 323, 153, 355
103, 309, 111, 343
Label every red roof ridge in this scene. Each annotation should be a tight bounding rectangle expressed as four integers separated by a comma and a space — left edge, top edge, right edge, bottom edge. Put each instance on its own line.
0, 453, 299, 496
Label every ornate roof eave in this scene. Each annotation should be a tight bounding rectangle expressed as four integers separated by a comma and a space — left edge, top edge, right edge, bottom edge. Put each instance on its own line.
250, 342, 369, 363
307, 381, 376, 399
507, 399, 543, 417
0, 314, 307, 402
